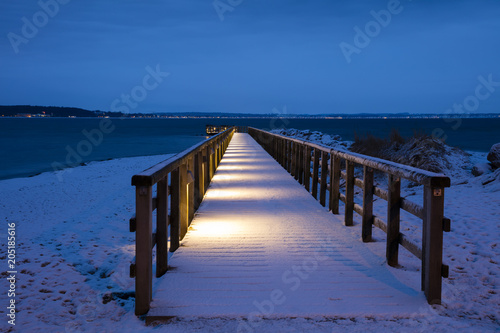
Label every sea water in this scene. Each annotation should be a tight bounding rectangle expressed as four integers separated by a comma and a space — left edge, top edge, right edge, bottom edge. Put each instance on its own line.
0, 117, 498, 180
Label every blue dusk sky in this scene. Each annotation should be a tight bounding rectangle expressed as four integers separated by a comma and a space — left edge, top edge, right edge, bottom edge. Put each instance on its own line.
1, 0, 499, 114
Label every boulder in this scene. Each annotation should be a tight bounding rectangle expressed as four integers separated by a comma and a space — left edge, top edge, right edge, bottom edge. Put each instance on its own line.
487, 143, 500, 168
471, 163, 492, 177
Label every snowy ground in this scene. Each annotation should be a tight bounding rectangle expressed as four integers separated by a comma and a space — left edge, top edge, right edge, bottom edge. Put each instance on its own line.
0, 132, 499, 332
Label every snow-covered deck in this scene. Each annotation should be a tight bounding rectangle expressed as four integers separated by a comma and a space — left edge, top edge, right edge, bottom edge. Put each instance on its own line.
148, 133, 426, 320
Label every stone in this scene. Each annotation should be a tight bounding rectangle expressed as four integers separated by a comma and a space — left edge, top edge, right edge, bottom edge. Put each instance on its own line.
472, 163, 493, 177
487, 143, 500, 168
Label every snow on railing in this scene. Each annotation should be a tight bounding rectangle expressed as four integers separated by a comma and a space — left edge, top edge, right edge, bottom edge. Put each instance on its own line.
130, 127, 235, 315
248, 127, 451, 305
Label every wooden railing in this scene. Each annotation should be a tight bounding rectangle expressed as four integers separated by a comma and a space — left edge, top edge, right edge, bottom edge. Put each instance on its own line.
248, 127, 451, 305
130, 127, 235, 315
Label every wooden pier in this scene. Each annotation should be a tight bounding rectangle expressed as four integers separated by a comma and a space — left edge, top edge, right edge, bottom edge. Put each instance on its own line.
130, 127, 450, 320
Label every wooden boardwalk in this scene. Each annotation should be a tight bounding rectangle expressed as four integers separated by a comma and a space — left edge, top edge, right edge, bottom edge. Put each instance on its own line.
147, 133, 427, 319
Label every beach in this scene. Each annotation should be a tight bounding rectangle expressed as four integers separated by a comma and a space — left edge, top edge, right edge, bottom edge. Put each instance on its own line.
0, 148, 499, 332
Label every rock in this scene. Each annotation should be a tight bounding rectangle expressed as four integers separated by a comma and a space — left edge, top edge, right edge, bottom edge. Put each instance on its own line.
482, 168, 500, 186
472, 163, 493, 177
487, 143, 500, 168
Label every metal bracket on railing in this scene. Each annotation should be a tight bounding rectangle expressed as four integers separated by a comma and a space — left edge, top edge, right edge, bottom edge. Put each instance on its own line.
443, 218, 451, 232
441, 264, 449, 278
129, 216, 136, 232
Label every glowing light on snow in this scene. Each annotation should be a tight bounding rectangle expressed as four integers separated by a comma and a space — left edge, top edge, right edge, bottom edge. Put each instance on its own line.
190, 220, 243, 237
204, 188, 242, 199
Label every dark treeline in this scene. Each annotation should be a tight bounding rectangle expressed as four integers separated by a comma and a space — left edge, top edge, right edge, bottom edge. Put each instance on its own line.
0, 105, 126, 118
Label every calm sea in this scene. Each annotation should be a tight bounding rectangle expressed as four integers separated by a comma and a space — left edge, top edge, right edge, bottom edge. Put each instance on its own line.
0, 117, 498, 180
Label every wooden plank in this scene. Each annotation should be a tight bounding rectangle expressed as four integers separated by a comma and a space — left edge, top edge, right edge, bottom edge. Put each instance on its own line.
354, 178, 363, 188
204, 146, 210, 190
353, 203, 363, 216
319, 151, 328, 207
194, 151, 203, 210
362, 166, 374, 242
291, 142, 296, 178
135, 185, 153, 315
387, 175, 401, 267
298, 143, 304, 184
278, 138, 283, 166
170, 168, 180, 252
187, 157, 195, 225
399, 233, 422, 260
211, 144, 216, 179
304, 145, 311, 192
330, 156, 341, 214
373, 216, 387, 233
311, 149, 320, 199
287, 141, 292, 173
422, 185, 445, 304
344, 161, 354, 226
374, 186, 388, 200
179, 163, 188, 240
156, 178, 169, 277
281, 139, 286, 170
295, 143, 301, 181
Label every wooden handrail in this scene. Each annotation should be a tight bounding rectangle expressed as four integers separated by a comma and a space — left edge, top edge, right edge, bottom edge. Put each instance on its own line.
130, 127, 235, 315
248, 127, 450, 305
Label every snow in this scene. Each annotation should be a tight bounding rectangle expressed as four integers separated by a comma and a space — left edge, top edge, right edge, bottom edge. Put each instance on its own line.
0, 132, 499, 332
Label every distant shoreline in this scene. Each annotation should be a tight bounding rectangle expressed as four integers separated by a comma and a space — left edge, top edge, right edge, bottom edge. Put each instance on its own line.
2, 115, 500, 120
1, 104, 500, 119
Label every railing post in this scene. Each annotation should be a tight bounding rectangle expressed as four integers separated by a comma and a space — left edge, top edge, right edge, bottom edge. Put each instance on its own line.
387, 175, 401, 267
273, 137, 277, 160
286, 141, 292, 173
210, 145, 216, 179
279, 139, 284, 165
281, 139, 286, 166
218, 139, 222, 163
422, 185, 445, 304
290, 142, 296, 177
135, 185, 152, 315
294, 143, 300, 180
320, 151, 328, 207
304, 145, 311, 192
170, 168, 180, 252
179, 163, 188, 239
156, 178, 169, 277
298, 143, 304, 184
330, 155, 340, 214
362, 166, 374, 242
345, 160, 354, 226
195, 151, 204, 208
312, 148, 320, 199
187, 157, 195, 224
205, 145, 212, 188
